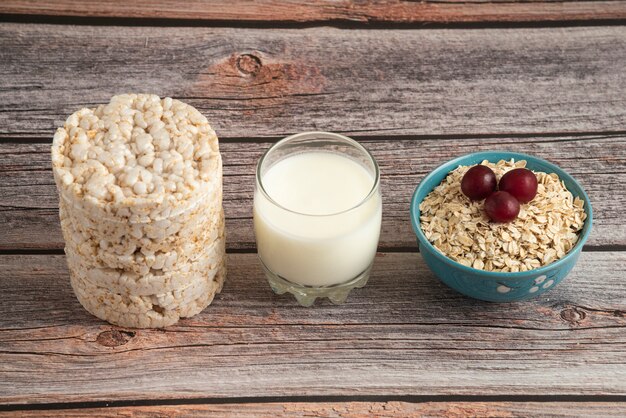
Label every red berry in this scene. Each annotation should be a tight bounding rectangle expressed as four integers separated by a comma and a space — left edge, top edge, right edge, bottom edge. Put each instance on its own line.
499, 168, 538, 204
461, 165, 497, 201
484, 191, 520, 223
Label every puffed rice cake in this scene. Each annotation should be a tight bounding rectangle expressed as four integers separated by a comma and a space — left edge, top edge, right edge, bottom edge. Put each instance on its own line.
52, 94, 226, 328
65, 236, 225, 296
59, 192, 225, 275
70, 262, 226, 328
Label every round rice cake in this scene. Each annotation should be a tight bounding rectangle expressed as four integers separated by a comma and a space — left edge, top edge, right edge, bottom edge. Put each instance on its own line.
58, 186, 223, 259
70, 261, 226, 328
65, 235, 225, 296
61, 202, 225, 275
51, 94, 222, 223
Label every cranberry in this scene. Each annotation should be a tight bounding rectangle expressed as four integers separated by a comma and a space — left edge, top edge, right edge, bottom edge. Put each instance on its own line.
499, 168, 538, 203
461, 165, 497, 201
484, 191, 520, 223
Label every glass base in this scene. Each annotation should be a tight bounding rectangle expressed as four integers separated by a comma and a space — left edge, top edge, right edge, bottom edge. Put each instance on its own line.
260, 259, 372, 307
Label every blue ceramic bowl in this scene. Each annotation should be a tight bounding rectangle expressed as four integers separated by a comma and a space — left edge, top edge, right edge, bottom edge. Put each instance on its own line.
410, 151, 593, 302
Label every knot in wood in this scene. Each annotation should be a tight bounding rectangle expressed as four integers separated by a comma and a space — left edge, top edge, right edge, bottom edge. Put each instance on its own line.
96, 330, 135, 347
560, 307, 586, 324
236, 54, 262, 76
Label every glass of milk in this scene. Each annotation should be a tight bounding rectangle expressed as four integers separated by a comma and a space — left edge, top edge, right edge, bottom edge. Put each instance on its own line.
253, 131, 382, 306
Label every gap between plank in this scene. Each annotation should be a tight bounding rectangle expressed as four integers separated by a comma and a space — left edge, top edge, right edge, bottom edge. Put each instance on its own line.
2, 130, 626, 145
2, 395, 626, 412
0, 245, 623, 256
1, 13, 626, 29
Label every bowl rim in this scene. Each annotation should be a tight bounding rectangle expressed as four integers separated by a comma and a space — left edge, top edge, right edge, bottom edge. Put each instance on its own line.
410, 151, 593, 278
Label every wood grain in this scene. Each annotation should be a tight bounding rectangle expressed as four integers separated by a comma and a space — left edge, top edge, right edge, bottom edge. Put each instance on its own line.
1, 0, 626, 24
5, 402, 626, 417
1, 136, 623, 251
0, 252, 624, 404
1, 1, 625, 412
1, 24, 626, 139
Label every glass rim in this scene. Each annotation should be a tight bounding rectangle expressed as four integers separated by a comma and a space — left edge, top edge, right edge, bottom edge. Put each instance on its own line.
256, 131, 381, 218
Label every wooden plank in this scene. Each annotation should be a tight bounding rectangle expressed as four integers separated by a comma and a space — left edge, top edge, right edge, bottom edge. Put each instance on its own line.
4, 402, 626, 417
1, 24, 626, 139
1, 0, 626, 24
0, 252, 624, 404
0, 135, 624, 250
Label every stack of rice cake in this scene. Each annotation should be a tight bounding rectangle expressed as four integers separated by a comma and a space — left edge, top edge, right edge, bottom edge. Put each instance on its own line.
51, 94, 226, 328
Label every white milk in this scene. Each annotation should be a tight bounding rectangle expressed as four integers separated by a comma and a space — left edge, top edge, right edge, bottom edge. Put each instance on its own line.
254, 152, 382, 287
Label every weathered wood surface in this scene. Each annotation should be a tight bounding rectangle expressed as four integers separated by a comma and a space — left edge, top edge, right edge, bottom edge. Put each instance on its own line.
1, 136, 623, 251
1, 24, 626, 140
1, 6, 625, 414
0, 252, 624, 404
5, 402, 626, 417
2, 0, 626, 24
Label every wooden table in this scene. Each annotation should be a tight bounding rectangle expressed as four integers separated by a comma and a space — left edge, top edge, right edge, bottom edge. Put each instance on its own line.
1, 2, 625, 416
